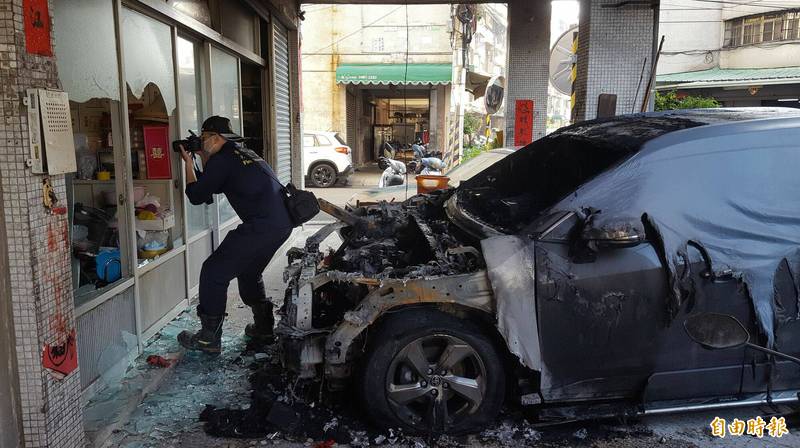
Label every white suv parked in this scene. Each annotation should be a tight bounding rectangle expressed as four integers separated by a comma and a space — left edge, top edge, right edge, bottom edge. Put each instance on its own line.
303, 131, 353, 188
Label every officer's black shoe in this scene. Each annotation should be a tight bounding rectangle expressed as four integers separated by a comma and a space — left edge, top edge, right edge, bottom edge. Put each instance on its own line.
244, 302, 274, 341
178, 310, 225, 354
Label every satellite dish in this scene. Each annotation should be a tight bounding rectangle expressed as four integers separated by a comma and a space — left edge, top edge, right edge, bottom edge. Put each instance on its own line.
549, 25, 578, 96
484, 75, 505, 115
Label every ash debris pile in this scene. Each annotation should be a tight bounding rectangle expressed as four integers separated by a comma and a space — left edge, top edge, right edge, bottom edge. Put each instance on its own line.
311, 193, 484, 280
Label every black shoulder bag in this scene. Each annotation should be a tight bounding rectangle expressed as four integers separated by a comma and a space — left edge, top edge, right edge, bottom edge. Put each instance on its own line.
280, 182, 320, 226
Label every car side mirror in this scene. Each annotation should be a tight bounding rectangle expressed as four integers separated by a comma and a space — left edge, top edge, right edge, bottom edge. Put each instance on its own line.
684, 313, 749, 350
581, 225, 643, 249
685, 313, 800, 366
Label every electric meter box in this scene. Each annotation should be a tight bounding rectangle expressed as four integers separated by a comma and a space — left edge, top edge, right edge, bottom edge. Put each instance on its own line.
25, 89, 77, 175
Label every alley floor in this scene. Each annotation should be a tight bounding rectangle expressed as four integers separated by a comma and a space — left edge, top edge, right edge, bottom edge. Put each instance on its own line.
81, 177, 800, 448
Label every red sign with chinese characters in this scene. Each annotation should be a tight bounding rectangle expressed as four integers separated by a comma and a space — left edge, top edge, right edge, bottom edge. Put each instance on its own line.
513, 99, 534, 146
143, 126, 172, 179
24, 0, 52, 56
42, 329, 77, 380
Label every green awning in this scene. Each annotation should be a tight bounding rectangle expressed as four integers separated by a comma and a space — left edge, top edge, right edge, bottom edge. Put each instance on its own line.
657, 67, 800, 89
336, 63, 451, 86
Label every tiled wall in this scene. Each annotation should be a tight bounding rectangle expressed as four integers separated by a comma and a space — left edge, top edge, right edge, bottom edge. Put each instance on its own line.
0, 1, 85, 446
574, 0, 657, 121
504, 0, 551, 143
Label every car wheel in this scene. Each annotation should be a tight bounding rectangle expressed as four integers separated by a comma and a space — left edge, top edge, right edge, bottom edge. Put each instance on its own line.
359, 309, 505, 435
309, 163, 337, 188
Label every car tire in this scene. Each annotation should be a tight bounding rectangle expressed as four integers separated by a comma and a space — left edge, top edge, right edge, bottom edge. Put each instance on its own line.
359, 309, 505, 435
309, 162, 337, 188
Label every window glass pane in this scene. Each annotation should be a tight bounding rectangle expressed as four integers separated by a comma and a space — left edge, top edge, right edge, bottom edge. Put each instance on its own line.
732, 20, 742, 46
55, 2, 128, 304
210, 47, 242, 133
210, 47, 241, 224
68, 99, 129, 306
53, 0, 120, 102
743, 23, 754, 44
122, 7, 183, 267
316, 135, 332, 145
121, 8, 176, 113
177, 36, 213, 236
723, 21, 732, 47
303, 135, 315, 147
783, 16, 797, 40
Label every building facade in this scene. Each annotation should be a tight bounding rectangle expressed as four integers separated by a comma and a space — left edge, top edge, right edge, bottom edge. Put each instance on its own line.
461, 4, 508, 143
302, 4, 499, 169
657, 0, 800, 107
0, 0, 302, 445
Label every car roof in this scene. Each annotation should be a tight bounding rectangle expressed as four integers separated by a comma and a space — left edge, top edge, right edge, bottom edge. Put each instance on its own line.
552, 107, 800, 153
305, 130, 339, 136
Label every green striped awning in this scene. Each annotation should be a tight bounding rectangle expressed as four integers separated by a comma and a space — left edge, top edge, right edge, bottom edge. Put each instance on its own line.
336, 63, 452, 86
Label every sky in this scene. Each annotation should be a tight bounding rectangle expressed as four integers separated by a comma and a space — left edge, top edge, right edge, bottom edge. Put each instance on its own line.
551, 1, 580, 45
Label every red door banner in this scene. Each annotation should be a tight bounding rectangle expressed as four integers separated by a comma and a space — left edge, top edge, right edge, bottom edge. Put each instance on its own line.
514, 100, 534, 146
143, 126, 172, 179
42, 329, 78, 380
24, 0, 52, 56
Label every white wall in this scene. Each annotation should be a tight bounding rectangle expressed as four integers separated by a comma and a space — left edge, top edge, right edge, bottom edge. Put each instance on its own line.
658, 0, 723, 74
720, 0, 800, 20
301, 4, 453, 135
659, 0, 800, 74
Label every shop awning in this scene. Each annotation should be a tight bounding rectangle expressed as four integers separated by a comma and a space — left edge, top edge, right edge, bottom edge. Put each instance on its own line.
336, 63, 451, 86
656, 67, 800, 90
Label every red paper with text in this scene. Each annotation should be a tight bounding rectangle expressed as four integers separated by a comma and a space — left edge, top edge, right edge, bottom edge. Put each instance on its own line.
143, 126, 172, 180
514, 100, 534, 146
24, 0, 52, 56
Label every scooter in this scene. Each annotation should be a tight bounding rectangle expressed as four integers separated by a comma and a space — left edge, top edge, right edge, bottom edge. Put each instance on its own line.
377, 156, 407, 187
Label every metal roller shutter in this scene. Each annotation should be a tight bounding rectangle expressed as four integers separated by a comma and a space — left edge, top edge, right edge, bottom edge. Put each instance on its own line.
346, 91, 356, 150
346, 91, 358, 166
273, 22, 292, 185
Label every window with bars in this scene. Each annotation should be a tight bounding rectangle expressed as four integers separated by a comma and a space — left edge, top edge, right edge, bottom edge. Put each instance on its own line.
744, 17, 762, 44
723, 10, 800, 47
784, 13, 800, 40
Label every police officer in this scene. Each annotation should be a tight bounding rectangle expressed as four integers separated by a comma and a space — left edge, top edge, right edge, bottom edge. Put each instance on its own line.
177, 116, 293, 354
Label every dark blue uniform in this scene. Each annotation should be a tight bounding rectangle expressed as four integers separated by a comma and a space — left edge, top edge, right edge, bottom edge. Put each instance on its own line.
186, 141, 293, 316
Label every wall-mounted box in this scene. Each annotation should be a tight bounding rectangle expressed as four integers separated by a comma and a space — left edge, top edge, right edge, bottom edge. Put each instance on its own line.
25, 89, 77, 175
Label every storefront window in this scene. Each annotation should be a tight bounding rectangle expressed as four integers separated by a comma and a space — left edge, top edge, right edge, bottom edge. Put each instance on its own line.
54, 0, 130, 306
210, 47, 241, 224
121, 7, 184, 267
53, 0, 120, 103
178, 36, 213, 236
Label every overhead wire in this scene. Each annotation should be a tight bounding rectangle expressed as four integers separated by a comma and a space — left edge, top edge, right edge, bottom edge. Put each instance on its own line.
678, 0, 800, 11
302, 6, 404, 59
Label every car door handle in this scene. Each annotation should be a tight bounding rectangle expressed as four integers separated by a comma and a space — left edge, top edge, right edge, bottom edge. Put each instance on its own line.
688, 240, 738, 283
701, 268, 737, 283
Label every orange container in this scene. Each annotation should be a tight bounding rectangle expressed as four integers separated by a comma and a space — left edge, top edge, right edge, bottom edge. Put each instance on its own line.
416, 175, 450, 194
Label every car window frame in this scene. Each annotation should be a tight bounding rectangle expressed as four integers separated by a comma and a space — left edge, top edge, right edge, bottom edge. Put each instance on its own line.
303, 134, 318, 147
316, 134, 332, 146
529, 211, 577, 242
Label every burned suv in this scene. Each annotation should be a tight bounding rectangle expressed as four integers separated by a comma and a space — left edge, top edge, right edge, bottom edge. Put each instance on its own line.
278, 109, 800, 434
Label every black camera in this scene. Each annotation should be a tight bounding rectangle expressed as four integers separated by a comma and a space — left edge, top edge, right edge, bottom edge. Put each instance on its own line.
172, 130, 202, 153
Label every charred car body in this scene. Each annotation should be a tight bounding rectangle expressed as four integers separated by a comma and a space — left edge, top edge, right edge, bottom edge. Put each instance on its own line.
278, 108, 800, 434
